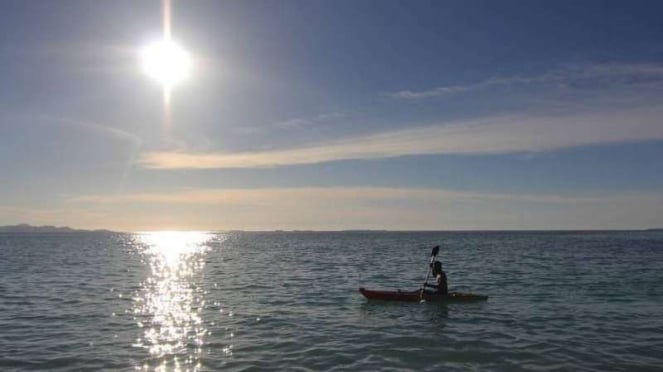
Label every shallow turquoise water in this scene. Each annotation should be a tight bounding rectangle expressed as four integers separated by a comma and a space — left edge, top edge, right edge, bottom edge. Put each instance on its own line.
1, 231, 662, 371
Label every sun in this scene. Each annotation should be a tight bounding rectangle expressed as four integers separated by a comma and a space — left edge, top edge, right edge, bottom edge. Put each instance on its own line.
140, 39, 192, 88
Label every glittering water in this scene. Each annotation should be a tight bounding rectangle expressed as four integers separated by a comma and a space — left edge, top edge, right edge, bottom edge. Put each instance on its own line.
1, 231, 662, 371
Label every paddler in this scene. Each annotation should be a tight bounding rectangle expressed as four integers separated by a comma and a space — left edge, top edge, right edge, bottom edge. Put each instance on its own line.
424, 261, 448, 294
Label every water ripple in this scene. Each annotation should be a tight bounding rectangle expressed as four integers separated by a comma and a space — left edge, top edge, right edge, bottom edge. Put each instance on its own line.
1, 231, 662, 370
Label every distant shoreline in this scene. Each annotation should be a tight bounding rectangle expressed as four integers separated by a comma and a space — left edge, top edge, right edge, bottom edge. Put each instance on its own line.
0, 224, 116, 234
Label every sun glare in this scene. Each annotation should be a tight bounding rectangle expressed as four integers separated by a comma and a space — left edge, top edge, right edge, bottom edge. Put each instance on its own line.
140, 39, 192, 88
133, 231, 216, 365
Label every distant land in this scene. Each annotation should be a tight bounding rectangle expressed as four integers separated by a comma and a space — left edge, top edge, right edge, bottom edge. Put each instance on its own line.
0, 224, 114, 233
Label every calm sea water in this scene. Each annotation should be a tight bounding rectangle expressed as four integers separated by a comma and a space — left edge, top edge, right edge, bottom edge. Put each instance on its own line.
1, 231, 662, 371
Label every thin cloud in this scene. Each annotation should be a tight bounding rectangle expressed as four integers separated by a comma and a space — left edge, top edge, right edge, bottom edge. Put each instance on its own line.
68, 188, 663, 231
274, 112, 347, 129
72, 187, 600, 205
139, 105, 663, 169
55, 117, 143, 145
385, 62, 663, 100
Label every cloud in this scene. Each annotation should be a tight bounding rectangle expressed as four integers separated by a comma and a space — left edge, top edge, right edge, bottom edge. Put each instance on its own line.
138, 105, 663, 169
70, 187, 459, 207
385, 62, 663, 100
70, 187, 597, 205
67, 187, 663, 231
8, 187, 660, 231
273, 111, 347, 129
60, 118, 143, 144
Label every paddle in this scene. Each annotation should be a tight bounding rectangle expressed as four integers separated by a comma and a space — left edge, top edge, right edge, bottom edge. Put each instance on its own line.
419, 245, 440, 301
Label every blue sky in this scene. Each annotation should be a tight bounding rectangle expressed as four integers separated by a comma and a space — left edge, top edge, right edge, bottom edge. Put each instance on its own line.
1, 0, 662, 230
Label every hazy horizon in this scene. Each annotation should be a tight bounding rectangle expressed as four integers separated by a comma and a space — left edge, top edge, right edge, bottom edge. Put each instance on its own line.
2, 1, 663, 231
2, 223, 661, 234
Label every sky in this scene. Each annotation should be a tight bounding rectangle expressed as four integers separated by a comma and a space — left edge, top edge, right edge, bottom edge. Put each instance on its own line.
1, 0, 662, 231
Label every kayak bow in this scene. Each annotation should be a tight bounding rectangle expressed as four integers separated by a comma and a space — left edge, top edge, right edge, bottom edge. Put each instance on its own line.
359, 287, 488, 302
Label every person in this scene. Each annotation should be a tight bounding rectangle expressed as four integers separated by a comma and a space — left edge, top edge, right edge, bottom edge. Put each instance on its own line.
424, 260, 448, 294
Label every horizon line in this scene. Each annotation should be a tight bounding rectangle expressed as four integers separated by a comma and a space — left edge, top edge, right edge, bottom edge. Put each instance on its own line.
1, 224, 660, 234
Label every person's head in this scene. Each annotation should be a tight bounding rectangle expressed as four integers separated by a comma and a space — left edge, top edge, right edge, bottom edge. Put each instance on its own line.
432, 260, 443, 275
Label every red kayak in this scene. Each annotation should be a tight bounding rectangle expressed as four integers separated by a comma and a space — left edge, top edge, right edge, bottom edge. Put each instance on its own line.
359, 287, 488, 302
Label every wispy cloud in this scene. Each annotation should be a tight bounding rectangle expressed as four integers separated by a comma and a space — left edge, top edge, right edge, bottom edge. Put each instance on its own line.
139, 105, 663, 169
70, 187, 601, 205
385, 62, 663, 100
273, 112, 347, 129
68, 187, 663, 231
55, 116, 143, 145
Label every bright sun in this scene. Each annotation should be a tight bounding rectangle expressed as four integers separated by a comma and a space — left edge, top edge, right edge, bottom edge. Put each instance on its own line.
140, 39, 192, 88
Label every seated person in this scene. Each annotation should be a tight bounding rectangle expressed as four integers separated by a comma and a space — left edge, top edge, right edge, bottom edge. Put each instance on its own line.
424, 260, 448, 294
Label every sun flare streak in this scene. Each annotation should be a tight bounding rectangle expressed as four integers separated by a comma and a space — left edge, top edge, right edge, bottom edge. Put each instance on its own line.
140, 0, 192, 134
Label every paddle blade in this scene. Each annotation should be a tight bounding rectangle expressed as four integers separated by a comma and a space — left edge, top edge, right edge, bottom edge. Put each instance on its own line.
431, 245, 440, 257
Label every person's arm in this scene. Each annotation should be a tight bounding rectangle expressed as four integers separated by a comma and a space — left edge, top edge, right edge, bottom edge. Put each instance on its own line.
423, 283, 439, 289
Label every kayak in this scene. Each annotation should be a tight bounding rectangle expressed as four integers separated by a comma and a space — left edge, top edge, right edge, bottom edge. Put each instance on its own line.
359, 287, 488, 303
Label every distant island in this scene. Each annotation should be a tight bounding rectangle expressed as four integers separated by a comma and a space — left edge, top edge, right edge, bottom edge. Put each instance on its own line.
0, 224, 114, 233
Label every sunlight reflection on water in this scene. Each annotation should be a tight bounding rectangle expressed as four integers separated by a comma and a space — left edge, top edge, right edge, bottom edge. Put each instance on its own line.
133, 231, 216, 371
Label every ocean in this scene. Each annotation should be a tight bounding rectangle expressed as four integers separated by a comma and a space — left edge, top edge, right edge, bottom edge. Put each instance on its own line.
1, 230, 662, 371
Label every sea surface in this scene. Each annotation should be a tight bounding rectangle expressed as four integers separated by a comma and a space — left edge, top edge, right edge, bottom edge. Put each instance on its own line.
1, 230, 662, 371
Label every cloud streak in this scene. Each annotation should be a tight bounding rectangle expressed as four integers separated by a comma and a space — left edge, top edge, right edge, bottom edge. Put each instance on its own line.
139, 105, 663, 169
68, 187, 663, 231
273, 111, 347, 129
385, 62, 663, 100
71, 187, 604, 205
